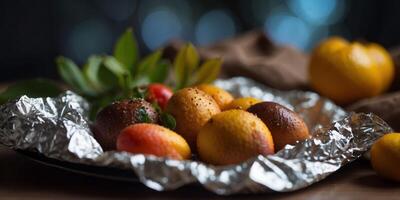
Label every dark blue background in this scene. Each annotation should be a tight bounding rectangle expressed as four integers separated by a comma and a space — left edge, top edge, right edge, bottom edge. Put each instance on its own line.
1, 0, 399, 81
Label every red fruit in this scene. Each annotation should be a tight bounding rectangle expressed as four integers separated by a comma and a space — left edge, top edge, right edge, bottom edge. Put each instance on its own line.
146, 83, 173, 109
116, 123, 191, 160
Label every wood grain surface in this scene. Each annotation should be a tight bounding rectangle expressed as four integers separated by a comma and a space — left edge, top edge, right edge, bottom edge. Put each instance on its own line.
0, 146, 399, 200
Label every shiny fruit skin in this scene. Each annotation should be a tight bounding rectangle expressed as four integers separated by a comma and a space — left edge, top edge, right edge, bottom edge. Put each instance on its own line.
92, 99, 159, 151
370, 133, 400, 182
247, 102, 310, 151
223, 97, 262, 111
166, 88, 221, 148
309, 37, 393, 104
117, 123, 191, 160
146, 83, 173, 110
197, 110, 274, 165
366, 43, 395, 92
196, 84, 234, 110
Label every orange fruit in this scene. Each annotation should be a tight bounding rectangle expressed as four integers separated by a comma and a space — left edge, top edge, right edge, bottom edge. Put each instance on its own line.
365, 43, 395, 92
223, 97, 262, 111
117, 123, 191, 160
166, 88, 221, 148
196, 84, 234, 109
370, 133, 400, 182
309, 37, 394, 104
197, 110, 274, 165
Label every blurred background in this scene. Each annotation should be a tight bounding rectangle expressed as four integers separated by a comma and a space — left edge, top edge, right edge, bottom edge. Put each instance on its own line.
1, 0, 400, 81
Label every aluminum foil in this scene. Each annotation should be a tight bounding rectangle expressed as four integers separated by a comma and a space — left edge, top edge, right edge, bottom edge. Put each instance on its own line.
0, 77, 392, 195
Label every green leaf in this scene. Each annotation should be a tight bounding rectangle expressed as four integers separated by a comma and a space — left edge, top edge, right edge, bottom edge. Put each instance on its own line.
83, 55, 104, 93
148, 60, 169, 83
192, 58, 222, 85
137, 107, 152, 123
97, 63, 119, 90
56, 56, 94, 95
185, 43, 199, 73
103, 56, 131, 89
173, 44, 200, 89
174, 45, 188, 89
0, 79, 62, 104
137, 50, 170, 84
113, 28, 138, 71
160, 113, 176, 130
135, 50, 162, 77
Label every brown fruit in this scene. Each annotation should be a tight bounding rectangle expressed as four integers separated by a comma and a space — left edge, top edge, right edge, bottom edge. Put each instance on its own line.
166, 88, 220, 148
92, 99, 159, 150
247, 102, 310, 151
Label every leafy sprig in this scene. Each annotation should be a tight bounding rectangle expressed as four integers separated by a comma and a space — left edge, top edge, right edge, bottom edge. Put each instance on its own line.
173, 43, 222, 89
55, 29, 170, 117
151, 102, 176, 130
0, 27, 223, 119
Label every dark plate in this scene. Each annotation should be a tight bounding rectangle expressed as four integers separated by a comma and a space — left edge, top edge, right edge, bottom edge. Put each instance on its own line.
16, 150, 138, 182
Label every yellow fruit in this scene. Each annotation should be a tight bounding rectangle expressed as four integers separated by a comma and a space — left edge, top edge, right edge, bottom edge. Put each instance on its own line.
223, 97, 262, 111
196, 84, 234, 110
197, 110, 275, 165
309, 37, 394, 104
166, 88, 221, 148
370, 133, 400, 182
366, 43, 395, 91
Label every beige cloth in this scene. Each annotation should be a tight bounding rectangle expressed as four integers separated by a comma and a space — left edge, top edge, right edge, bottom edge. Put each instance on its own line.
163, 30, 309, 90
348, 91, 400, 130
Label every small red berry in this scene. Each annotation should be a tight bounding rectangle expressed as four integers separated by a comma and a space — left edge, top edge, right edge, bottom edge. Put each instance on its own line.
146, 83, 173, 109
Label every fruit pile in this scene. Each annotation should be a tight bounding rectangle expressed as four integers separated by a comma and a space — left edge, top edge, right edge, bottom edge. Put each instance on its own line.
92, 83, 310, 165
2, 27, 398, 181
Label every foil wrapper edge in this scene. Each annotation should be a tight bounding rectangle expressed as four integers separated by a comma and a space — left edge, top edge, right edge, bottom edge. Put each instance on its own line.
0, 77, 392, 195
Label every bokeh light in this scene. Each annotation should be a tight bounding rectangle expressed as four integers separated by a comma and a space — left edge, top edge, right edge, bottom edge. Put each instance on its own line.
287, 0, 346, 26
264, 12, 311, 50
138, 0, 194, 50
141, 7, 183, 50
195, 10, 236, 45
65, 19, 113, 63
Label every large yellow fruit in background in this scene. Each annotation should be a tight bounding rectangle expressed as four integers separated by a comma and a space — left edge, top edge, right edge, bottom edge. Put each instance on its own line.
366, 43, 395, 91
309, 37, 394, 104
370, 133, 400, 182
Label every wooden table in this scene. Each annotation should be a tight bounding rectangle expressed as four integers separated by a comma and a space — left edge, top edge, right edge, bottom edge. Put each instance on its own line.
0, 83, 399, 199
0, 145, 398, 200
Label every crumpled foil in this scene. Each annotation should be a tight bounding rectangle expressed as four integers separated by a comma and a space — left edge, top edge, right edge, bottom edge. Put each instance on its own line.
0, 77, 392, 195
